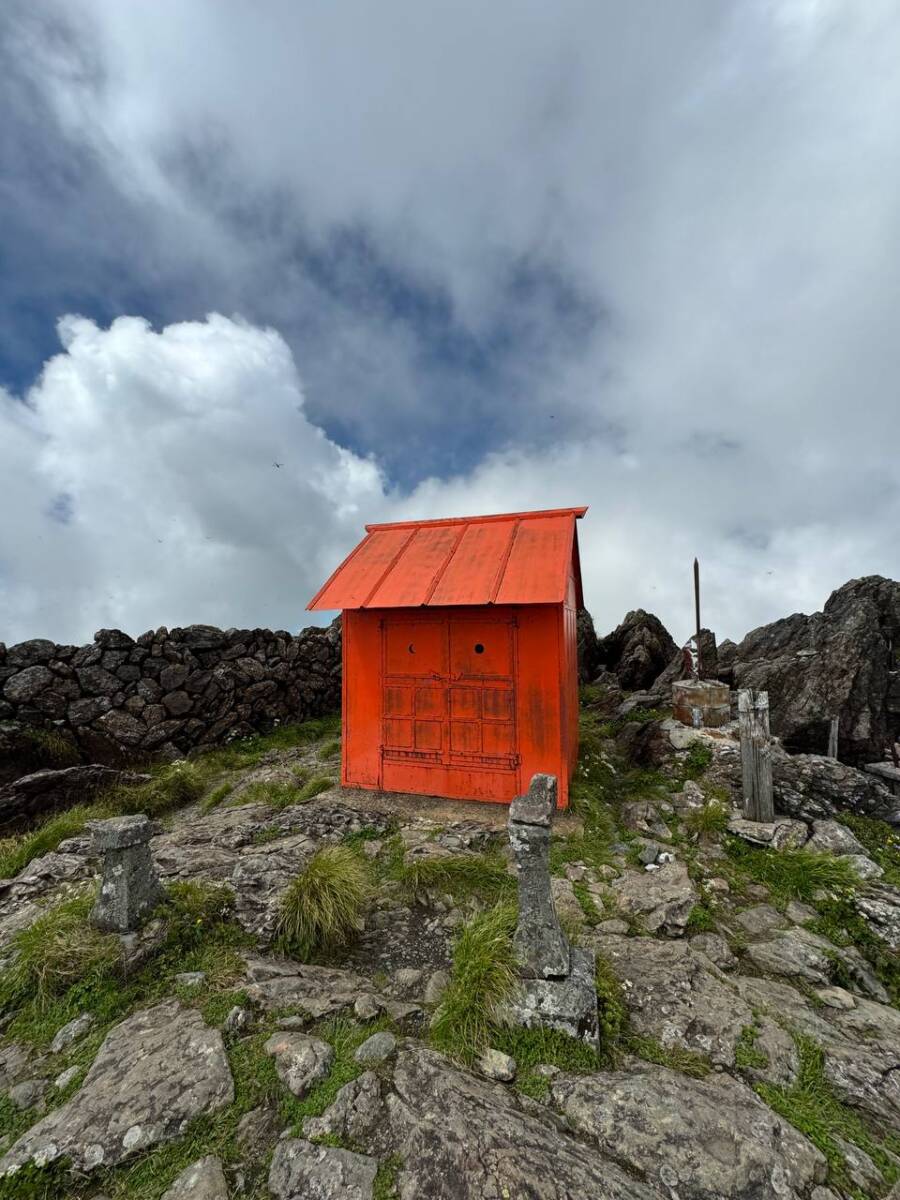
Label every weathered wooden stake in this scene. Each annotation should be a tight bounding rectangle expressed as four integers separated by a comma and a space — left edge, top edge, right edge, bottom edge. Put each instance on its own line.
827, 715, 839, 760
738, 689, 774, 823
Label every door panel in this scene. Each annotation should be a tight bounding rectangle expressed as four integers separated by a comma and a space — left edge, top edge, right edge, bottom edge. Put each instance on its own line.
450, 620, 513, 678
482, 689, 513, 721
384, 718, 413, 748
415, 720, 443, 751
384, 686, 413, 717
385, 621, 447, 676
415, 687, 445, 718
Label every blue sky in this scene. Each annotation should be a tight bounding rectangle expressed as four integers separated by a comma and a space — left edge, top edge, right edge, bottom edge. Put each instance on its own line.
1, 0, 898, 646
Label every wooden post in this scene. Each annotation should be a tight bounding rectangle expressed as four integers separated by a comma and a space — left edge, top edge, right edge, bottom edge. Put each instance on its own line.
827, 715, 839, 760
738, 689, 774, 823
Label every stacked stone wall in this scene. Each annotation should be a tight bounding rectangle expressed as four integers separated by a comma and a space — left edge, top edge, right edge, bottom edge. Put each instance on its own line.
0, 620, 341, 762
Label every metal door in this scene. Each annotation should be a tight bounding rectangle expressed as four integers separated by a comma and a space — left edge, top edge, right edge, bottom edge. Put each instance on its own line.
381, 614, 518, 774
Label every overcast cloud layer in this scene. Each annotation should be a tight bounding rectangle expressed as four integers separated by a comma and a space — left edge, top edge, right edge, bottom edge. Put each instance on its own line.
1, 0, 898, 647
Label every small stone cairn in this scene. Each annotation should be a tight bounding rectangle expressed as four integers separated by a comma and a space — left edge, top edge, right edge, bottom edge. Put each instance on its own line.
500, 774, 599, 1047
88, 814, 164, 933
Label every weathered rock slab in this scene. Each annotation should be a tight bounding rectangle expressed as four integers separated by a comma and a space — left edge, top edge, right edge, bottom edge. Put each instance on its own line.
161, 1155, 229, 1200
264, 1031, 333, 1097
610, 861, 698, 936
552, 1065, 826, 1200
0, 1001, 233, 1176
588, 934, 796, 1081
304, 1048, 662, 1199
269, 1138, 377, 1200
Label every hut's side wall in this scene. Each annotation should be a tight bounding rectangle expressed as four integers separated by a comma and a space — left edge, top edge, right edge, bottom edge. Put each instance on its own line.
515, 605, 567, 808
341, 609, 382, 789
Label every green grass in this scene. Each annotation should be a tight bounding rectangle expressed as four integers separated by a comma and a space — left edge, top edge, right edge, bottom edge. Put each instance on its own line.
807, 896, 900, 1006
231, 780, 301, 808
0, 890, 121, 1014
252, 825, 283, 845
275, 845, 373, 960
623, 1033, 713, 1078
199, 782, 233, 813
594, 954, 628, 1060
19, 728, 82, 768
2, 881, 249, 1050
683, 800, 729, 841
724, 838, 861, 902
673, 741, 713, 785
398, 850, 514, 906
430, 902, 518, 1065
319, 739, 341, 762
0, 1014, 389, 1200
295, 774, 336, 803
571, 881, 602, 925
0, 802, 115, 879
757, 1034, 900, 1198
110, 759, 209, 817
684, 902, 717, 934
279, 1015, 394, 1127
549, 823, 616, 877
231, 774, 334, 811
734, 1023, 769, 1071
194, 715, 342, 773
838, 812, 900, 887
373, 1155, 403, 1200
342, 825, 389, 851
492, 1024, 600, 1073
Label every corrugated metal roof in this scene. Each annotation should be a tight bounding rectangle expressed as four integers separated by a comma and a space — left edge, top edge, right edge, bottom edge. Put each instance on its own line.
307, 507, 587, 611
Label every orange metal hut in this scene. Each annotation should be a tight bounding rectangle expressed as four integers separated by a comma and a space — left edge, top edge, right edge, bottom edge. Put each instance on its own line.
307, 507, 587, 808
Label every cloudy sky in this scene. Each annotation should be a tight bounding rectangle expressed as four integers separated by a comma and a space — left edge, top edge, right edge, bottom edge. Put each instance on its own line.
1, 0, 898, 649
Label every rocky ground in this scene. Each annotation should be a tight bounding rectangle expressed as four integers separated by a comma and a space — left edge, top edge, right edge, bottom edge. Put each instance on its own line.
0, 701, 898, 1200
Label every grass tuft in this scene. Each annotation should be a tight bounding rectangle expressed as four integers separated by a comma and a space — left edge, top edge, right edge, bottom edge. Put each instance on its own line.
838, 812, 900, 887
319, 739, 341, 762
295, 774, 335, 803
373, 1154, 403, 1200
275, 845, 372, 960
399, 851, 514, 906
0, 802, 115, 879
623, 1032, 712, 1078
0, 891, 120, 1013
19, 728, 81, 768
724, 838, 860, 902
110, 759, 207, 817
757, 1034, 900, 1197
684, 800, 729, 841
199, 782, 233, 813
673, 741, 713, 785
430, 902, 518, 1065
734, 1023, 769, 1071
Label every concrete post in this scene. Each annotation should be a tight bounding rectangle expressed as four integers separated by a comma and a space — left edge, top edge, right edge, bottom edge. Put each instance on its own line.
509, 773, 570, 979
88, 814, 164, 933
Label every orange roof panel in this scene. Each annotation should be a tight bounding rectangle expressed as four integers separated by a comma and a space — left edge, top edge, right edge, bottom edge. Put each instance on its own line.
429, 518, 516, 606
494, 513, 573, 605
366, 523, 461, 607
307, 507, 586, 611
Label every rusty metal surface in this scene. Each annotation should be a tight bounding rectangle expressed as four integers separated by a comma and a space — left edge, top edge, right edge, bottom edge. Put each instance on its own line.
307, 507, 587, 611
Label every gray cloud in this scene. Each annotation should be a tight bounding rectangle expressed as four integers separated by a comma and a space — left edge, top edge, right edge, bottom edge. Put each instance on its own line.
1, 0, 897, 647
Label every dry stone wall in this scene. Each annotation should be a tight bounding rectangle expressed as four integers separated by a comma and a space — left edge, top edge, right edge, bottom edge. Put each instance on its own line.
0, 620, 341, 762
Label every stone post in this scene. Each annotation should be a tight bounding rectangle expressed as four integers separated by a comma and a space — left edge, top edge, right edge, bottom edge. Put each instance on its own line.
500, 774, 599, 1047
509, 774, 570, 979
88, 814, 164, 933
